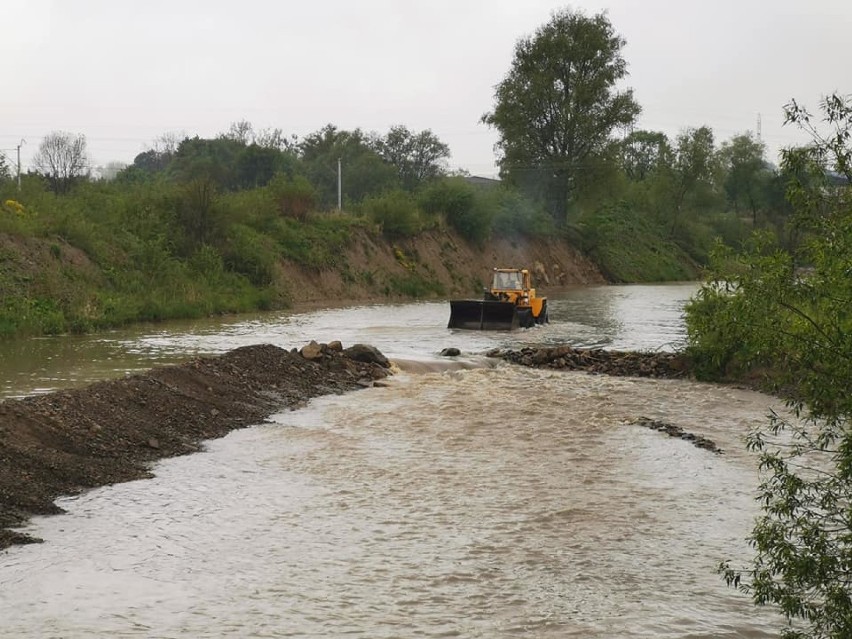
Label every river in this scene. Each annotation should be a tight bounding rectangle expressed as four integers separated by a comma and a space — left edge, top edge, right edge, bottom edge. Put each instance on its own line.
0, 283, 785, 637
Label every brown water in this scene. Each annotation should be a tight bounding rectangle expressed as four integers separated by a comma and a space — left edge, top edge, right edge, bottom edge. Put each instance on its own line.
0, 284, 786, 637
0, 283, 694, 400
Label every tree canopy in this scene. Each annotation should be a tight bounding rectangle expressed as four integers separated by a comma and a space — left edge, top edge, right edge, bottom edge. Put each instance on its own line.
376, 125, 450, 191
482, 8, 640, 222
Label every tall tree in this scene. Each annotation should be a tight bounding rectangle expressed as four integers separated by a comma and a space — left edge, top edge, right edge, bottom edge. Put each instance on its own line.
377, 125, 450, 191
225, 119, 254, 145
717, 132, 772, 224
621, 130, 672, 181
669, 126, 718, 235
689, 94, 852, 639
482, 8, 640, 222
169, 136, 244, 190
32, 131, 89, 194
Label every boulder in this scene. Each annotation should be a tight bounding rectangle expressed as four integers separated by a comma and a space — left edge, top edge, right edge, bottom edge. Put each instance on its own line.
300, 340, 324, 360
342, 343, 390, 368
440, 347, 461, 357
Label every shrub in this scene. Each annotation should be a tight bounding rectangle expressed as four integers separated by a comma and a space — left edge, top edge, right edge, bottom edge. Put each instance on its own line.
491, 188, 555, 238
268, 174, 317, 221
361, 190, 422, 237
221, 223, 278, 285
419, 177, 492, 244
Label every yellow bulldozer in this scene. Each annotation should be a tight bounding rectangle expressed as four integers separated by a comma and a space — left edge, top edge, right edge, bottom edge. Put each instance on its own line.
448, 268, 548, 330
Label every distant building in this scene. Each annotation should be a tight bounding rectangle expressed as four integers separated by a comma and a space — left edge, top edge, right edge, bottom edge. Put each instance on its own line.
464, 175, 501, 188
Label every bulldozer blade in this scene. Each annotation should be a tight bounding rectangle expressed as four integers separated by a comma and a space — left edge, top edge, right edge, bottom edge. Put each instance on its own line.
448, 300, 520, 330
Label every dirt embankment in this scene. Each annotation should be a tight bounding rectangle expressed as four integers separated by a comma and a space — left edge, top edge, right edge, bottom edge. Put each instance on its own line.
283, 228, 606, 306
0, 341, 391, 551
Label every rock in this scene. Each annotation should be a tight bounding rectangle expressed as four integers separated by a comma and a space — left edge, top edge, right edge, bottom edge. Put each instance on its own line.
440, 347, 461, 357
300, 340, 324, 360
534, 260, 550, 285
147, 438, 160, 449
630, 417, 722, 455
327, 340, 343, 352
342, 344, 390, 368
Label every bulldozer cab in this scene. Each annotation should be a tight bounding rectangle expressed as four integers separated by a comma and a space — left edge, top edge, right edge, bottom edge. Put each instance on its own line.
492, 270, 524, 290
487, 269, 532, 303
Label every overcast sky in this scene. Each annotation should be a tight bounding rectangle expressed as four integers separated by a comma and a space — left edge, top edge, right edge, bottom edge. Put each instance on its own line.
2, 0, 849, 176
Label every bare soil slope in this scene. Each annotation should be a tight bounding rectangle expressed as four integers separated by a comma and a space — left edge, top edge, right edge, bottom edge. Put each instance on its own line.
283, 228, 605, 306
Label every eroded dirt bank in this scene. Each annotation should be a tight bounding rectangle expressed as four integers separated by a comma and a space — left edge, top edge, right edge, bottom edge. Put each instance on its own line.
0, 341, 391, 550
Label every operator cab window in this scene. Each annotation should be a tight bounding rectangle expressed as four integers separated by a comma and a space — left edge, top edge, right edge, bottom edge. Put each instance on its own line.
493, 272, 523, 290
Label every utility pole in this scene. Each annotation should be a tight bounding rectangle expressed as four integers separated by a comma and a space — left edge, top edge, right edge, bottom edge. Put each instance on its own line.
16, 139, 24, 192
337, 157, 342, 211
756, 114, 762, 143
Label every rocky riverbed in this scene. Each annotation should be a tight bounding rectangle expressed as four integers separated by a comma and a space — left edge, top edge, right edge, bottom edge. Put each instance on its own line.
0, 341, 391, 550
488, 344, 691, 378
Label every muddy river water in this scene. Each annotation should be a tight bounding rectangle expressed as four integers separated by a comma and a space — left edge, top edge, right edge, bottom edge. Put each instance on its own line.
0, 284, 785, 637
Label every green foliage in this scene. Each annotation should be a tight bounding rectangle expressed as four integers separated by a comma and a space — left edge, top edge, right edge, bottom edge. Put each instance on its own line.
621, 130, 673, 181
0, 296, 66, 336
419, 177, 493, 244
169, 136, 244, 189
687, 94, 852, 639
234, 143, 286, 189
577, 202, 698, 281
188, 244, 225, 282
385, 272, 445, 298
175, 178, 223, 252
717, 132, 772, 222
220, 223, 278, 286
268, 174, 318, 222
376, 125, 450, 190
271, 214, 358, 270
666, 126, 723, 235
482, 8, 641, 221
299, 124, 398, 208
491, 188, 555, 238
361, 190, 423, 237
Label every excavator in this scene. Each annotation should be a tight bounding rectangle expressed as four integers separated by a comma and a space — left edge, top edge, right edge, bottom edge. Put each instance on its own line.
448, 268, 548, 330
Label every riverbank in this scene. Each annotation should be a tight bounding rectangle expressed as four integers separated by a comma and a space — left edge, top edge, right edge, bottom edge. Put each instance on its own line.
0, 223, 606, 339
0, 341, 391, 550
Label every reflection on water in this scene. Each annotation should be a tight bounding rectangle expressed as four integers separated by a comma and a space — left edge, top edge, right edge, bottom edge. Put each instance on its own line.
547, 282, 695, 351
0, 283, 698, 400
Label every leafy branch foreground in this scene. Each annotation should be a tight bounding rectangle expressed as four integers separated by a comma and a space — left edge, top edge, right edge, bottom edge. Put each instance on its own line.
686, 94, 852, 639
